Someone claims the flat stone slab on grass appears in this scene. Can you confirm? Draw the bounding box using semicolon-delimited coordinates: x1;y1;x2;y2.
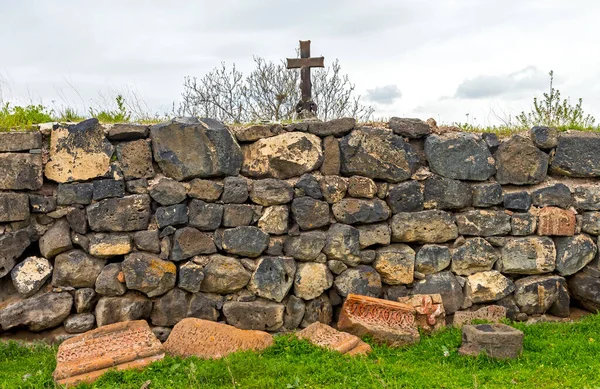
163;318;273;359
458;323;523;359
296;322;371;356
337;294;419;347
53;320;164;387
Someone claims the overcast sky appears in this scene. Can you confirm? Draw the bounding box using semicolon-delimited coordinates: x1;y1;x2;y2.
1;0;599;125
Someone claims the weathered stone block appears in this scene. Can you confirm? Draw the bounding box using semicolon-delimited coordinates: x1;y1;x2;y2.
53;249;106;288
87;194;151;232
222;226;269;257
291;197;330;230
222;299;285;331
294;262;333;300
0;292;72;332
0;192;30;222
234;123;284;142
537;206;576;236
374;244;415;285
122;252;176;297
0;131;41;151
451;237;499;276
155;203;188;229
308;118;355;137
0;153;43;190
389;117;431;138
39;218;72;259
530;126;558;149
453;305;507;328
386;180;423;213
171;227;217;261
188;199;223;231
494;135;548;185
503;191;531;212
89;233;132;257
554;234;597;276
514;275;569;317
550;132;600;177
95;293;152;326
455;210;511;236
95;263;127;296
187;178;223;201
391;210;458;243
10;256;52;297
247;256;295;302
332;198;391;224
116;140;155;181
149;177;187;205
284;231;326;261
471;182;503;207
321;135;341;176
107;123;149;140
357;223;391;249
250;179;293;205
320;175;347;204
297;322;371;355
415;245;451;275
465;270;514;305
200;254;251;294
412;271;464;314
334;265;382;297
511;213;537;236
459;324;523;359
347;176;377;199
500;236;556;274
531;183;573;208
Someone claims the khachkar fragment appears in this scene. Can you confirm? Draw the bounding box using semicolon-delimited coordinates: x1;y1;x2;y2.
458;323;524;360
53;320;164;387
163;318;273;359
452;305;507;328
337;294;420;347
397;294;445;334
296;322;371;356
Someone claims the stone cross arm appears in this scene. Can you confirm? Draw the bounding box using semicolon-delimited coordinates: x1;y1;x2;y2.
286;57;324;69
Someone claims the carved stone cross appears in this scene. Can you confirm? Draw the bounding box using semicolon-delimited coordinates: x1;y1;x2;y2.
286;40;324;115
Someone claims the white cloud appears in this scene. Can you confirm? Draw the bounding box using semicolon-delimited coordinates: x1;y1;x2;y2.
454;67;548;99
365;85;402;104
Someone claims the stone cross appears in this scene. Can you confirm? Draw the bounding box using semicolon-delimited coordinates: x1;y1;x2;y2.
286;40;324;116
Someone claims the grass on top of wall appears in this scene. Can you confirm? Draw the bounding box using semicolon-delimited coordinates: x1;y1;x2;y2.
2;313;600;389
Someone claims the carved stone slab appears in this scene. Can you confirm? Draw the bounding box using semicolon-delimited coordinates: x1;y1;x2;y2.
296;322;371;356
397;294;445;334
458;323;523;359
337;294;419;347
537;207;576;236
53;320;164;387
163;318;273;359
452;305;507;328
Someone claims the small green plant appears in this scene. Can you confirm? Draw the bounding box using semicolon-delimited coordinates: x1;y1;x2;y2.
517;70;596;130
0;102;54;130
89;94;131;123
56;107;86;122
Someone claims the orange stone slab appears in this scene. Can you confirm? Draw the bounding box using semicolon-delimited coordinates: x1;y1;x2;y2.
536;207;575;236
163;318;273;359
452;305;507;328
397;294;445;334
337;294;420;347
53;320;164;387
296;322;371;355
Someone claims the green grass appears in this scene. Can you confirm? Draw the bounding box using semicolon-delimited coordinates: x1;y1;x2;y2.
2;314;600;389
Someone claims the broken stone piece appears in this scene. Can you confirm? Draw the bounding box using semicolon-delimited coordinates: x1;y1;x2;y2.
296;322;371;355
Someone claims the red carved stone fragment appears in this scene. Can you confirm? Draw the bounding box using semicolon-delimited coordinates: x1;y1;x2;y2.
337;294;420;347
163;318;273;359
536;207;575;236
53;320;164;387
296;322;371;356
397;294;445;334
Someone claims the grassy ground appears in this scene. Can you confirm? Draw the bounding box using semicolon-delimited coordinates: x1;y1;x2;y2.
2;314;600;389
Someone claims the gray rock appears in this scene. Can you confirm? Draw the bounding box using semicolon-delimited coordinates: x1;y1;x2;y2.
187;179;223;202
155;204;188;229
221;176;248;203
294;262;333;300
321;135;341;176
0;292;72;332
301;294;333;327
332;198;390;225
200;255;251;294
451;238;499;276
117;140;155;180
514;275;569;317
188;200;223;230
188;292;222;321
150;288;189;326
178;261;205;293
150;117;242;180
133;229;160;253
39;218;72;259
250;179;294;205
530;126;558;149
494;135;548;185
283;295;306;330
126;178;149;194
415;245;451;275
320;175;347;204
555;234;597;276
222;204;258;227
66;208;88;234
88;233;132;257
266;236;286;256
412;271;464;314
29;194;57;213
107;123;149;140
0;153;42;190
248;256;296;302
550;132;600;177
503;191;531;212
347;176;377;199
87;194;151;232
152;326;172;342
389;117;431;138
582;212;600;235
95;292;152;327
374;244;415;284
294;174;323;199
357;223;391;249
423;176;473;210
391;210;458;243
500;236;556;275
223;299;285;331
455;210;511;236
323;223;361;266
171;227;217;261
308;118;355;137
122;252;176;297
0;131;41;152
340;127;418;183
333;265;382;297
511;213;537;236
92;179;125;201
0;230;31;278
95;263;127;296
74;288;96;313
64;313;96;334
472;182;503;207
386;180;424;213
573;185;600;211
459;323;523;360
291;197;330;230
234;123;284;142
465;271;515;304
149;177;187;205
425;133;495;181
0;192;30;222
568;271;600;312
258;205;288;235
10;256;53;297
57;183;93;205
327;260;348;275
222;226;269;257
531;184;572;208
53;249;106;288
284;231;327;261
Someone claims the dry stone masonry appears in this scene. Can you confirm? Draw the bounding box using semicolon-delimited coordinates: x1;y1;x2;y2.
2;117;600;336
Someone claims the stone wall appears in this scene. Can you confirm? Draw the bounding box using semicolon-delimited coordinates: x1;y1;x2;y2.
1;117;600;336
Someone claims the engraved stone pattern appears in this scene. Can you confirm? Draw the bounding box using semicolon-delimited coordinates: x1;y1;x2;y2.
296;322;371;355
452;305;507;328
